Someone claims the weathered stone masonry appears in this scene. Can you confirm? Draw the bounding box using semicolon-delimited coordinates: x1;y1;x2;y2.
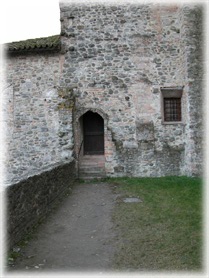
4;37;77;248
4;47;75;185
59;3;204;177
3;3;204;186
3;3;204;248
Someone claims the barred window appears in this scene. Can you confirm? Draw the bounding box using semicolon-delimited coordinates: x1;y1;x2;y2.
164;98;181;122
161;87;183;123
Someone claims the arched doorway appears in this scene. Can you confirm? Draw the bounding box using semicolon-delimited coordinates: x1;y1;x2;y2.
83;111;104;155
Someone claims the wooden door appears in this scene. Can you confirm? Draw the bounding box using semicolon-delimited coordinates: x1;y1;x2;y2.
83;111;104;155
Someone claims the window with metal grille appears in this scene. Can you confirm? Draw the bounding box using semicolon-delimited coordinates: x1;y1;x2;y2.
164;98;181;122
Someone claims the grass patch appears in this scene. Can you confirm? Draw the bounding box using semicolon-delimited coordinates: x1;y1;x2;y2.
110;176;203;272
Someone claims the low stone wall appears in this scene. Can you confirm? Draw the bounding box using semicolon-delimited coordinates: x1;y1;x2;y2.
6;160;76;250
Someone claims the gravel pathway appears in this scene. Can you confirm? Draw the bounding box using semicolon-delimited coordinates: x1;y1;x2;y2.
8;182;118;273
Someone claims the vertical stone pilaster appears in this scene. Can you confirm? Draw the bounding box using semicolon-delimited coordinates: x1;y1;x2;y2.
180;5;204;176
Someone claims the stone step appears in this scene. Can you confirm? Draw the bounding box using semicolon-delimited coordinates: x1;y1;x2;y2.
78;155;106;180
80;154;105;158
79;164;105;169
79;162;105;167
79;167;105;173
79;172;106;178
79;164;105;167
79;163;105;167
79;156;105;162
79;176;106;181
79;169;105;175
79;169;105;174
80;157;105;161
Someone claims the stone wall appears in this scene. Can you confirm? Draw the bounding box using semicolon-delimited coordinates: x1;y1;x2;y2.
179;5;204;176
3;3;203;181
4;51;75;185
59;3;203;177
7;160;76;250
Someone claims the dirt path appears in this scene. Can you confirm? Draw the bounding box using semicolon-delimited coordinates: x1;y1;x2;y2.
9;182;119;273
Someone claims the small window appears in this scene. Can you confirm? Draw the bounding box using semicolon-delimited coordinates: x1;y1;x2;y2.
161;87;183;123
164;98;181;122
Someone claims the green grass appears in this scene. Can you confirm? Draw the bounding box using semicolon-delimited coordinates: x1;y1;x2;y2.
110;176;203;272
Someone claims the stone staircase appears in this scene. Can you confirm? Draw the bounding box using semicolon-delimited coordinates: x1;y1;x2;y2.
78;155;106;180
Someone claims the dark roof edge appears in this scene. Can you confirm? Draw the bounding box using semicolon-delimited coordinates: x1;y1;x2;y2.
5;35;61;54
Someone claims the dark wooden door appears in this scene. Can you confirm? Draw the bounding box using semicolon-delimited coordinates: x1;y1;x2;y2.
83;111;104;155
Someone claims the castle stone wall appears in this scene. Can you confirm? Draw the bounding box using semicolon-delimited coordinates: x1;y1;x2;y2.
59;3;203;177
4;52;75;185
179;5;204;176
4;3;204;184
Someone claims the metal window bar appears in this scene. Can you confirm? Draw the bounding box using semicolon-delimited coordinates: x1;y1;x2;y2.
164;98;181;122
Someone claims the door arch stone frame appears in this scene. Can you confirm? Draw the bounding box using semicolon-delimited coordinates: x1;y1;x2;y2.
74;107;109;160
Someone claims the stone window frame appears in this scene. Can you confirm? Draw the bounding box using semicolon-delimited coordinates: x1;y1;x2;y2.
161;87;184;124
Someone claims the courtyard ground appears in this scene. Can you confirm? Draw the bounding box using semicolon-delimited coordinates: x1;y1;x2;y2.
7;177;203;274
110;176;203;271
7;182;118;273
